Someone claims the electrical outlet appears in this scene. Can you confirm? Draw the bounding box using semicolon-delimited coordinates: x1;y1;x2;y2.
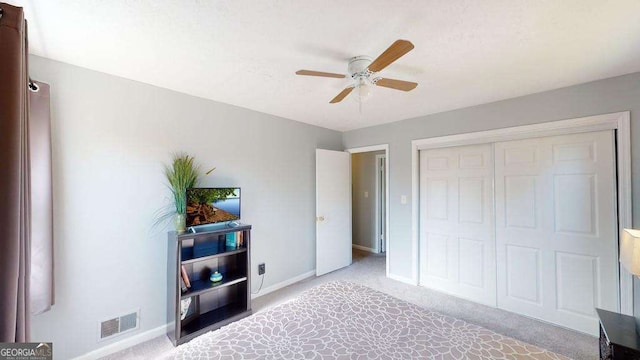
258;263;266;275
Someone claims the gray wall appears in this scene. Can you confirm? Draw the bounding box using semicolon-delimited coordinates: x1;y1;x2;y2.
343;72;640;283
28;56;342;359
351;151;384;251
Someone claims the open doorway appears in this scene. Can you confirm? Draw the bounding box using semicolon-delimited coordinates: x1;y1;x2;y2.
348;145;389;275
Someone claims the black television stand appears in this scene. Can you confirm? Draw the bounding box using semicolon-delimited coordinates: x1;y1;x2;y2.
167;224;252;345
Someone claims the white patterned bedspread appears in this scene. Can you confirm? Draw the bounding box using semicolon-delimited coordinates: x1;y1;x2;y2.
169;281;570;360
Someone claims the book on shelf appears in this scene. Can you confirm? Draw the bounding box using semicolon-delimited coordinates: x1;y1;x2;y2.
226;232;237;248
237;231;243;247
181;265;191;288
180;276;188;293
180;297;195;322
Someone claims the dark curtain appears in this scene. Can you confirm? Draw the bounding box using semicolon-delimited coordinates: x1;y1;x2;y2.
0;3;30;342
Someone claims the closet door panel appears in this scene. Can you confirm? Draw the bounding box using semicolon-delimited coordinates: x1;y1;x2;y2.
495;131;618;335
419;144;496;306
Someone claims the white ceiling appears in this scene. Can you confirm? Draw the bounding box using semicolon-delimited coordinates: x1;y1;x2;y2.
13;0;640;131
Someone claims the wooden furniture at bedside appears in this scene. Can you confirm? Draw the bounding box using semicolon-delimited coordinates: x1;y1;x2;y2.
597;308;640;360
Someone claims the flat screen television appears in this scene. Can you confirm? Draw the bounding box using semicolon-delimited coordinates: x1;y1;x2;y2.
185;187;240;227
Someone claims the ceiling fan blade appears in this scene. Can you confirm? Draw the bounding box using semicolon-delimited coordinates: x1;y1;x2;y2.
375;78;418;91
296;70;346;78
330;87;354;103
367;40;414;73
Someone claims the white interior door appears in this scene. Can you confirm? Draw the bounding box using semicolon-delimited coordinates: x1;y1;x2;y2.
495;131;618;335
419;144;496;306
316;149;352;276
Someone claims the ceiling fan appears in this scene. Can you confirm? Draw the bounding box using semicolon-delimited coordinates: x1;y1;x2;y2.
296;40;418;104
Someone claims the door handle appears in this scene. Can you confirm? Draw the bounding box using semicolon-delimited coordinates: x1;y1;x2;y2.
316;216;325;222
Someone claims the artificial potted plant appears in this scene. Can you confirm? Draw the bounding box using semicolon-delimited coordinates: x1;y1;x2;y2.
163;153;199;233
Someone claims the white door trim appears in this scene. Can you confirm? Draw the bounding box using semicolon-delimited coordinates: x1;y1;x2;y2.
347;144;390;278
411;111;633;315
375;154;386;254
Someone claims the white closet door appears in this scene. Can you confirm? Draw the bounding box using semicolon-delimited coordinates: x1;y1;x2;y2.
495;131;618;335
419;144;496;306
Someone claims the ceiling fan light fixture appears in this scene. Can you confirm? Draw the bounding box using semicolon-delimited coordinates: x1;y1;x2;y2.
355;79;372;103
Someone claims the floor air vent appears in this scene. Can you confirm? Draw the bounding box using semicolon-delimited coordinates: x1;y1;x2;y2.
99;310;139;341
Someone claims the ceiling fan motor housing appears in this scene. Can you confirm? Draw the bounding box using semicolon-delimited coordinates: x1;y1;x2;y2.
348;56;373;81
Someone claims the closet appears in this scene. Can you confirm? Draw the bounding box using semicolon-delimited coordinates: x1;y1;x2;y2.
419;130;619;335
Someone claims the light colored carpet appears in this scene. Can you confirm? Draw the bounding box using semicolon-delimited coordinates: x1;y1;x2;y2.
167;281;570;359
100;250;597;360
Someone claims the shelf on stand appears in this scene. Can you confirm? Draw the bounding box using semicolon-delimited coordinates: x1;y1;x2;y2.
181;273;247;299
181;247;246;264
181;302;249;338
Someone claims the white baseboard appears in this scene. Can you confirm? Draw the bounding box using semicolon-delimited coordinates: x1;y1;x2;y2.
72;324;168;360
388;273;418;286
251;270;316;299
352;244;377;253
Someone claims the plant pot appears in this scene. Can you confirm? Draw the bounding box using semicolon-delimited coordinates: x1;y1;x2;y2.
174;213;186;234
